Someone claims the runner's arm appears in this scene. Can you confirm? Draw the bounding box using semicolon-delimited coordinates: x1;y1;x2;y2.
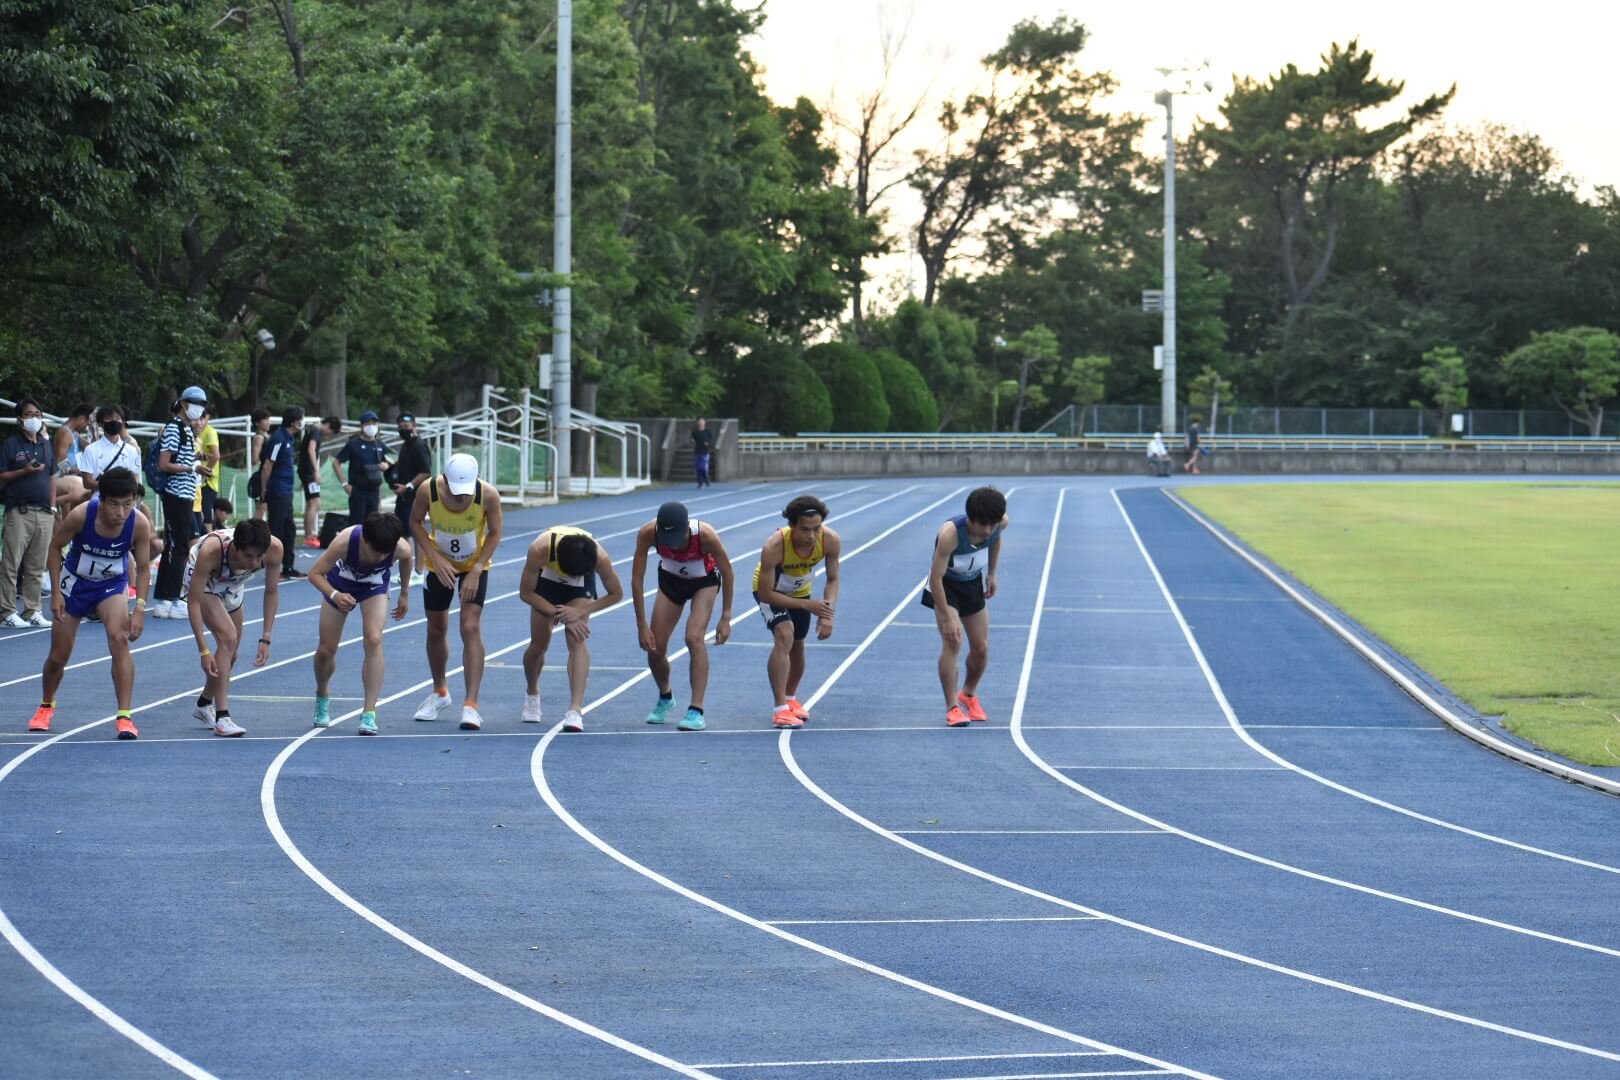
307;529;349;601
701;524;735;617
261;538;282;638
468;482;503;571
592;546;626;614
820;529;841;611
187;539;218;650
130;513;153;612
929;524;956;622
630;524;654;628
46;504;86;585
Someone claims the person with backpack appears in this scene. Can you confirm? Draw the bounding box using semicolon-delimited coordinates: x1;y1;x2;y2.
149;386;210;619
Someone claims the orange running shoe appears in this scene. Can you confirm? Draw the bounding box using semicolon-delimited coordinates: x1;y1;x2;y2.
28;705;53;733
945;705;970;728
772;706;803;729
957;691;988;722
786;697;810;721
115;716;139;740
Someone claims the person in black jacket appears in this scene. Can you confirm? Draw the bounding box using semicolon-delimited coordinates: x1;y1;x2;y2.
390;412;434;584
334;410;392;526
691;418;714;488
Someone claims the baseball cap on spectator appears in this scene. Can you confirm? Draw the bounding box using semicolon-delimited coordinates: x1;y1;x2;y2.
181;386;208;404
359;410;379;423
445;453;479;496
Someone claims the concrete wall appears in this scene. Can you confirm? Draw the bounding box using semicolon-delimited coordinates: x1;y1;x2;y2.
734;448;1620;479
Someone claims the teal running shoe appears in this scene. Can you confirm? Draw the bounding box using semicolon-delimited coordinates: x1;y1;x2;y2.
677;708;705;732
646;695;677;725
358;711;379;736
312;697;332;728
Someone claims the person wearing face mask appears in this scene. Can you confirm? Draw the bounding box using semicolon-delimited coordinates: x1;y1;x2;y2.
390;412;433;586
81;405;143;486
0;398;57;627
334;410;392;528
258;405;306;581
149;386;210;619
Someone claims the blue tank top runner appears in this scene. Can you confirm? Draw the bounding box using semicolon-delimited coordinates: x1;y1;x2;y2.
65;498;136;586
943;513;1001;582
329;526;395;595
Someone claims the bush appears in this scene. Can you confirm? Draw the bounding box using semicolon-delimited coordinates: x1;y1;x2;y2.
806;342;890;432
728;344;832;434
870;348;939;431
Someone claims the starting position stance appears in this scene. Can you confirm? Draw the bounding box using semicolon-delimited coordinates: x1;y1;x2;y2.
519;526;624;733
309;513;412;734
753;495;840;728
29;467;152;738
409;453;503;731
186;518;282;737
631;501;735;732
925;486;1007;727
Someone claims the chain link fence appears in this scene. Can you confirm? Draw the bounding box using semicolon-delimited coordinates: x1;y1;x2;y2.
1038;404;1620;439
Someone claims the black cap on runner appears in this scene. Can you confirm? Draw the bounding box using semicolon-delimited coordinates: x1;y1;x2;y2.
655;502;690;549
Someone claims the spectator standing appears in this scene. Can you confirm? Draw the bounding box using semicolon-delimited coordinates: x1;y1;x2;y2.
0;398;57;627
691;417;714;488
390;412;434;585
1146;430;1171;477
300;416;340;547
80;405;143;486
1183;418;1202;475
248;409;271;519
52;403;93;510
151;386;209;618
259;406;305;580
335;410;391;527
193;407;221;533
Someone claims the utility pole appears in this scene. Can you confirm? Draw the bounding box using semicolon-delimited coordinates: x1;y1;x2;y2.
551;0;573;484
1153;62;1211;436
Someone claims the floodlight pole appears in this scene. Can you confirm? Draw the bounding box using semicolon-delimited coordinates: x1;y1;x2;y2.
551;0;573;484
1155;88;1178;437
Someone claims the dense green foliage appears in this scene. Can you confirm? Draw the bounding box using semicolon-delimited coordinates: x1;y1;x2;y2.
4;6;1618;431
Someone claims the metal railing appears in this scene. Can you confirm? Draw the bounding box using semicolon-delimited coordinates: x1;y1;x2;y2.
740;432;1620;455
1038;403;1620;439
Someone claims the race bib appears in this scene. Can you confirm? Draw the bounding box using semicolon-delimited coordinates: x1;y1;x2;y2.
660;554;698;577
435;529;477;562
949;548;989;578
307;482;320;495
776;570;812;595
75;551;123;582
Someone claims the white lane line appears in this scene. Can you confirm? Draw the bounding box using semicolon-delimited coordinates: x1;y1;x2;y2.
924;1072;1172;1080
767;917;1104;925
1245;725;1447;731
696;1051;1115;1068
779;490;1620;1064
0;483;818;693
894;835;1172;841
888;621;1034;630
1044;607;1171;615
1159;488;1620;853
1053;766;1284;771
252;484;947;1075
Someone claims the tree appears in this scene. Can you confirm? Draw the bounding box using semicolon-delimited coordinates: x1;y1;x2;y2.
872;299;981;429
725;344;832;434
806;343;890;432
1194;41;1452;393
910;16;1114;305
1062;354;1111;430
1188;369;1236;435
870;348;938;431
1008;324;1059;431
1412;346;1469;429
1501;328;1620;436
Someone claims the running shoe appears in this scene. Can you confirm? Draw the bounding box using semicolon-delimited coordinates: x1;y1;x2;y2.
193;702;216;727
459;705;483;731
945;705;970;728
39;572;52;595
413;690;451;721
772;706;803;729
520;694;543;724
786;697;810;722
957;691;988;723
280;569;308;581
312;697;332;728
213;717;246;738
115;716;139;739
304;536;322;548
561;709;584;733
358;711;379;736
2;613;29;628
27;705;53;733
26;611;49;627
646;695;677;725
677;708;706;732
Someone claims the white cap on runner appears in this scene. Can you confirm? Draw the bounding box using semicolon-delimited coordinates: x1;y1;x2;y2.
445;453;479;496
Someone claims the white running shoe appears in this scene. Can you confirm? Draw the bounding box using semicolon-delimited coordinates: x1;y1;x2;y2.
413;690;451;721
27;611;50;627
459;705;483;731
193;702;216;727
148;600;172;619
520;694;543;724
1;613;28;629
162;602;188;620
561;709;584;733
213;717;246;738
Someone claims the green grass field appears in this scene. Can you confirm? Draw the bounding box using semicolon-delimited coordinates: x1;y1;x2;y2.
1180;482;1620;767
